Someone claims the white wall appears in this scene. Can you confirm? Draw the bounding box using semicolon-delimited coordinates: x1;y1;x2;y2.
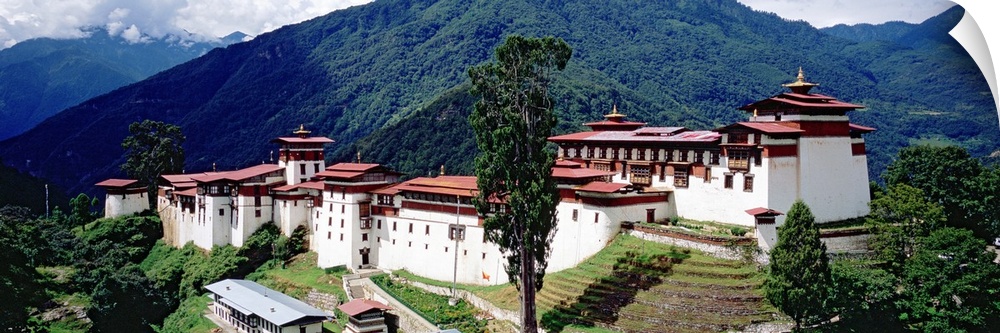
104;191;148;218
797;137;869;223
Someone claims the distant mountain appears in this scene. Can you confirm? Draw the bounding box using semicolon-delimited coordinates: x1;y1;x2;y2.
0;28;242;140
0;0;994;198
821;21;916;43
0;161;69;215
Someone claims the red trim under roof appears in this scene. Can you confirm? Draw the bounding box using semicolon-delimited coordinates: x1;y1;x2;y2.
337;299;391;317
575;181;628;193
95;179;139;188
745;207;784;216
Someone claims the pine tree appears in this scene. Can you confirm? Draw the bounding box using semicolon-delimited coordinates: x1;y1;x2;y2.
468;35;571;332
764;200;832;329
121;120;186;210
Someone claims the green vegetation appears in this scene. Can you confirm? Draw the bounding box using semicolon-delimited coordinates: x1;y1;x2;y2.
371;274;488;332
469;34;572;332
154;295;216;333
2;1;993;201
764;201;832;329
0;162;70;215
394;234;774;332
121;120;186;209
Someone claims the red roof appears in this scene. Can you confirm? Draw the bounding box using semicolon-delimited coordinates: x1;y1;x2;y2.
314;170;364;179
739;93;863;112
633;127;687;135
719;122;804;134
273;181;325;192
95;179;139;188
549;130;720;143
377;176;479;198
575;181;628;193
175;188;198;197
745;207;784;216
270;137;334;144
326;163;380;172
337;299;391;317
552;167;616;179
191;164;283;183
849;123;876;133
555;159;582;168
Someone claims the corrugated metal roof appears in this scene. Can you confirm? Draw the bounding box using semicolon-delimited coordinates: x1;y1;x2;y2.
575;181;628;193
191;164;283;183
270;137;335;144
205;279;330;326
326;163;380;172
549;130;720;143
337;299;391;317
95;179;138;188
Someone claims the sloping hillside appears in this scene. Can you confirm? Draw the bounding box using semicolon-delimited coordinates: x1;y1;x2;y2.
0;0;994;197
0;28;242;140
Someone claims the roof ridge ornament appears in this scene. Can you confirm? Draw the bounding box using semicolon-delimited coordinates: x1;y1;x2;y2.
293;124;311;138
782;67;819;94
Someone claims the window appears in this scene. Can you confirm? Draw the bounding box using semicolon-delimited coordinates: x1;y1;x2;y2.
340;234;344;241
377;220;382;229
587;147;594;158
255;209;261;217
673;167;689;188
328;217;332;226
594;212;599;224
392;239;396;245
624;148;632;160
729;132;749;144
408;241;412;247
753;150;762;166
637;148;645;161
219;208;224;216
424;244;428;250
341;205;345;214
393;222;397;231
445;247;448;252
362;233;368;241
329;203;333;212
340;219;344;228
651;149;659;161
724;174;734;189
572;209;578;221
377;237;380;243
599;147;607;159
314;163;320;173
704;167;712;183
630;165;651;186
327;232;331;239
679;151;689;162
744;174;754;192
408;223;413;233
594;162;611;173
425;225;430;235
728;149;750;170
483;253;487;259
300;164;306;174
710;151;720;165
694;151;704;164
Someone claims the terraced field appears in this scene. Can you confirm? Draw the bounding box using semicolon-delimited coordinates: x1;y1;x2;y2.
407;234;782;332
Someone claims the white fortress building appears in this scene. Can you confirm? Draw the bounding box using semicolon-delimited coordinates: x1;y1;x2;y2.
99;71;872;284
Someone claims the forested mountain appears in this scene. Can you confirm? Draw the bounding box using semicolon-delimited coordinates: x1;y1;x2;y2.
0;28;245;140
820;21;916;43
0;0;995;198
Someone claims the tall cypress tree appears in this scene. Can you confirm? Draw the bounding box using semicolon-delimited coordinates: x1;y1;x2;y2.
468;35;571;332
764;200;832;329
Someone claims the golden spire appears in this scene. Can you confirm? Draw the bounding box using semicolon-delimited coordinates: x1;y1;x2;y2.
293;124;311;138
782;67;818;94
604;104;626;122
356;151;362;163
439;165;446;176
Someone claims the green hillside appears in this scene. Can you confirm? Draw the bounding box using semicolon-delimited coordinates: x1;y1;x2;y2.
0;0;995;197
0;28;242;140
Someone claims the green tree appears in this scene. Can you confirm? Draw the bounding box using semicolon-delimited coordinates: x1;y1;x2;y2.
764;200;832;329
866;184;947;273
468;35;572;332
121;120;185;210
898;227;1000;332
827;261;901;331
883;145;985;236
69;192;99;229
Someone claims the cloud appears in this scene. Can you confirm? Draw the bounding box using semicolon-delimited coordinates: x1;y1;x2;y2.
0;0;373;48
737;0;955;28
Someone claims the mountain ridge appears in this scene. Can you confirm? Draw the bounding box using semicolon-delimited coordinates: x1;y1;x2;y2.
0;0;995;197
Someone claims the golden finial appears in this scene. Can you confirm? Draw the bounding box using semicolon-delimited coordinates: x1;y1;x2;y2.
212;162;217;172
293;124;311;138
439;165;445;176
604;104;626;121
356;151;361;163
782;67;818;94
612;104;619;115
753;109;758;117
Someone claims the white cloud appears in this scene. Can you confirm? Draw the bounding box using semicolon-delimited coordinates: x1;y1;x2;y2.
0;0;374;49
737;0;956;28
